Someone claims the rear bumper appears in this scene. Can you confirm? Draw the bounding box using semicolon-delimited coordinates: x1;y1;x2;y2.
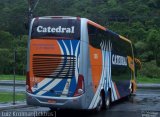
26;92;85;109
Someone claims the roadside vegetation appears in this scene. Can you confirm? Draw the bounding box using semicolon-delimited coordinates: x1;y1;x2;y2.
137;76;160;84
0;75;25;81
0;92;25;103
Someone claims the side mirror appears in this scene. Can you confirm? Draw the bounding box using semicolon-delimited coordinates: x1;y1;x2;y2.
134;58;142;70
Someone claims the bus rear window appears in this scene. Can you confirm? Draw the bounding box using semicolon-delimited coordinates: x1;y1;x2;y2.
31;18;80;39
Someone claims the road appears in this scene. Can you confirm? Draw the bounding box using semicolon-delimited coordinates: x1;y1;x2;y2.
0;88;160;117
0;80;25;92
0;85;25;92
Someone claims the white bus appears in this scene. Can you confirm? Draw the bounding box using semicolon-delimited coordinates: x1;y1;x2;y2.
26;16;137;110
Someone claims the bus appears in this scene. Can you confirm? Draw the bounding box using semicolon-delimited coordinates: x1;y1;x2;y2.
26;16;137;110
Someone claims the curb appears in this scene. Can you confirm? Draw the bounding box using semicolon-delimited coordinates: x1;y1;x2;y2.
0;104;31;111
137;83;160;89
0;80;25;86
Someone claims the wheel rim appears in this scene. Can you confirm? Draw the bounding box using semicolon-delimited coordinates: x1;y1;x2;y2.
106;97;110;107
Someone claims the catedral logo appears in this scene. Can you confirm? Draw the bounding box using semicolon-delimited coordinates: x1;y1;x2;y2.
112;54;127;66
37;26;75;34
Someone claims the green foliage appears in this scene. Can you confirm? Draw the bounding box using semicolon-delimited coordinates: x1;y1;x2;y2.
0;48;13;74
0;31;13;49
147;29;160;66
0;31;27;74
13;35;27;74
139;61;160;78
137;76;160;84
134;41;152;61
0;0;28;35
0;75;25;80
0;92;25;102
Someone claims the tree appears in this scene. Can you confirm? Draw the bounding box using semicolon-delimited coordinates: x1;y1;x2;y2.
0;31;14;49
147;29;160;66
0;48;13;74
13;35;28;75
134;41;153;61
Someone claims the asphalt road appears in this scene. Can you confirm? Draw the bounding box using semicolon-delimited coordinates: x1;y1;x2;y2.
0;80;25;92
0;88;160;117
0;85;25;92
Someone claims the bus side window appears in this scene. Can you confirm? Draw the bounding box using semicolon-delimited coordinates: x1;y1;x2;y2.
88;24;99;48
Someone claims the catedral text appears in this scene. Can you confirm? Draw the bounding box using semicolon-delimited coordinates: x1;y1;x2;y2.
36;26;75;34
112;54;127;66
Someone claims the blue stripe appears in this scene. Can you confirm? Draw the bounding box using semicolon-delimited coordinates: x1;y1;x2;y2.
58;40;67;55
42;79;67;97
69;77;77;96
33;79;54;94
71;40;79;54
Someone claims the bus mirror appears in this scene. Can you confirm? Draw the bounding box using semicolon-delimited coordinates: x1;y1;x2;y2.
134;58;142;70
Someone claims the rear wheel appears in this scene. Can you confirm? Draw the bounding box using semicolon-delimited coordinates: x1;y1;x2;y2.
96;96;103;111
131;83;134;93
96;92;105;111
105;91;111;109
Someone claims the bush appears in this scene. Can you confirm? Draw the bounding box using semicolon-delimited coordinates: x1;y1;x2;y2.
139;60;160;78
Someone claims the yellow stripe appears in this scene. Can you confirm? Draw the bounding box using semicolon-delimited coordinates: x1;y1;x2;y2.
88;20;106;31
119;35;131;43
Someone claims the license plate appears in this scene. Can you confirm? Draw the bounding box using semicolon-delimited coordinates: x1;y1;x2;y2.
48;99;56;104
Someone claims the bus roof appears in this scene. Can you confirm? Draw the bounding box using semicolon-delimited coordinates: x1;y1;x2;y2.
119;35;132;44
87;20;106;31
87;19;131;44
36;16;79;20
33;16;132;44
106;29;132;44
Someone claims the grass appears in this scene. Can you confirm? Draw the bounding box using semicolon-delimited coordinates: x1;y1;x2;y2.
137;76;160;84
0;75;25;81
0;92;25;102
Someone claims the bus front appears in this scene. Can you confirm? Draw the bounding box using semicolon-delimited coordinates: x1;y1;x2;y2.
26;17;84;109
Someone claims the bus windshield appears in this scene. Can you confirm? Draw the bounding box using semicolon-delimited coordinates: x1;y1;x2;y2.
31;18;80;39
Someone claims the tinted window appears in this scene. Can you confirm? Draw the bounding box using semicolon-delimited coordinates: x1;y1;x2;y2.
31;18;80;39
88;23;133;81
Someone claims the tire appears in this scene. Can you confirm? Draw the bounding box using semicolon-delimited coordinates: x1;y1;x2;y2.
96;96;103;112
131;83;134;94
105;91;111;110
96;92;106;112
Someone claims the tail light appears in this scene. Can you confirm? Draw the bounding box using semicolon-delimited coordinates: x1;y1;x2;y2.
26;71;32;93
74;74;85;97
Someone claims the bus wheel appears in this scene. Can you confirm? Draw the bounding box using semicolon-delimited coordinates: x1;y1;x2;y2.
96;96;103;111
105;91;111;110
96;95;104;111
96;91;106;111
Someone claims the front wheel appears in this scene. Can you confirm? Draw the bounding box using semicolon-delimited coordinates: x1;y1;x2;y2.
105;91;111;109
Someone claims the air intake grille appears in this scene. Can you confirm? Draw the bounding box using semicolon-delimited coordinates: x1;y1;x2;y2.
32;54;76;78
